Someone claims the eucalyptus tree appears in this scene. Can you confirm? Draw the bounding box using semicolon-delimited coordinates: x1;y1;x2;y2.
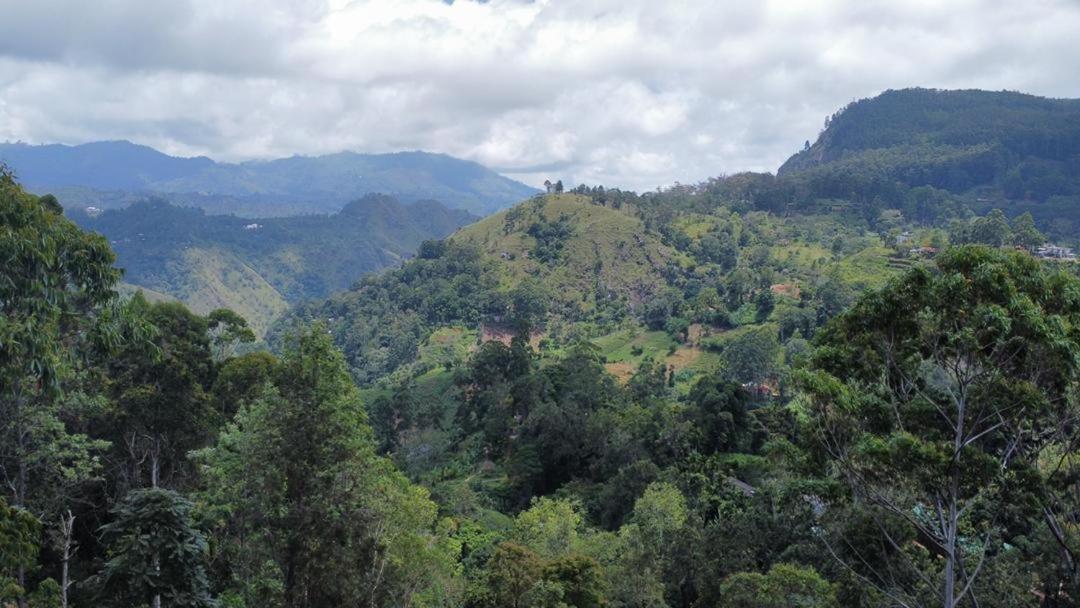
802;246;1080;607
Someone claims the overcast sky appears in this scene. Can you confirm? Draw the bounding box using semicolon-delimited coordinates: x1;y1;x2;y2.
2;0;1079;190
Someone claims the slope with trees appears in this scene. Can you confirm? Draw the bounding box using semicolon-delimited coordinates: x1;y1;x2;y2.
68;195;476;335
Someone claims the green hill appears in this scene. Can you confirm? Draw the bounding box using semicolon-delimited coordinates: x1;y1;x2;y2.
278;194;684;383
277;191;902;387
452;194;683;314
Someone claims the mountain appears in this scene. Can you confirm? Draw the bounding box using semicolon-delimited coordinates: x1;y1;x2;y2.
777;88;1080;225
0;140;538;216
70;194;476;334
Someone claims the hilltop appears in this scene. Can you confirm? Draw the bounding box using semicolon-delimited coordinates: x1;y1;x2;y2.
452;194;683;314
0;140;538;216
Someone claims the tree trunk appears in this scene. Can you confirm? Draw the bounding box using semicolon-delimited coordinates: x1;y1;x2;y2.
152;447;161;608
59;511;75;608
944;476;957;608
15;395;28;608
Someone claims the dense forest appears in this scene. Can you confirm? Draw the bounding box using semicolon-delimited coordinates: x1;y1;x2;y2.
778;88;1080;231
6;88;1080;608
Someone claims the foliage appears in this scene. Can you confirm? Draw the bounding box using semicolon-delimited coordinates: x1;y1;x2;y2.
95;488;216;608
804;245;1080;606
195;325;460;607
716;563;839;608
0;498;41;601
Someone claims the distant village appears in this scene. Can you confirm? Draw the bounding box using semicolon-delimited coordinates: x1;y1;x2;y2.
895;230;1076;261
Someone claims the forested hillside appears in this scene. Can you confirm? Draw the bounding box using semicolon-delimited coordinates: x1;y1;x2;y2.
0;140;538;216
69;194;475;334
7;87;1080;608
777;88;1080;230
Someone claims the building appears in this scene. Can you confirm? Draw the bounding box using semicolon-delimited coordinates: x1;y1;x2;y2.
1035;245;1076;261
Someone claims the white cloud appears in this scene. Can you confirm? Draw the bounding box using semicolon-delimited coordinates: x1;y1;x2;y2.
1;0;1079;191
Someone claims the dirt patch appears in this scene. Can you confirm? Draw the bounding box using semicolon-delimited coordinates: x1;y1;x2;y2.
605;362;637;383
480;323;543;348
770;283;801;299
686;323;709;346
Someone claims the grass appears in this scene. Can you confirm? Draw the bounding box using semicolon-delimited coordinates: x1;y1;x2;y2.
771;244;832;270
591;326;726;390
453;194;679;311
672;214;718;239
136;247;290;337
831;246;898;290
593;329;677;363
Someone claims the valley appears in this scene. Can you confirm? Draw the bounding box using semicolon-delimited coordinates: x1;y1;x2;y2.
6;86;1080;608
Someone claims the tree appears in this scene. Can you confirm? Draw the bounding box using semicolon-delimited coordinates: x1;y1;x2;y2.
609;482;689;607
196;325;458;608
720;326;780;385
509;278;550;333
966;209;1012;247
484;543;543;608
102;297;217;491
209;351;278;421
95;488;215;608
754;289;776;323
717;564;839;608
803;246;1080;608
1011;211;1045;250
511;498;583;560
0;498;40;604
542;554;605;608
687;376;752;454
0;173;120;607
206;309;255;361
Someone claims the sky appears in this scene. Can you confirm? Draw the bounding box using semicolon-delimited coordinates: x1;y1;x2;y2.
2;0;1080;191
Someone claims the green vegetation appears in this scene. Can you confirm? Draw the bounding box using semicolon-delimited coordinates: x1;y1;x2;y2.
9;87;1080;608
71;195;475;335
779;88;1080;238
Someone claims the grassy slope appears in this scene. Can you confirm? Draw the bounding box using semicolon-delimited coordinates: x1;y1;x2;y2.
166;247;290;336
453;194;685;312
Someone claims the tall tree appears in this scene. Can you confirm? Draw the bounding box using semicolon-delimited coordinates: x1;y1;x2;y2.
1011;211;1045;250
101;297;218;492
0;497;40;604
196;325;458;608
0;172;120;607
803;246;1080;607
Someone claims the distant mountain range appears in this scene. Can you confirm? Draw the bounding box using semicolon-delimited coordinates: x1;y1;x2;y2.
0;140;538;216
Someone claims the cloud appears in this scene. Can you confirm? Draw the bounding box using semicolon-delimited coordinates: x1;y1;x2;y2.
1;0;1079;191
